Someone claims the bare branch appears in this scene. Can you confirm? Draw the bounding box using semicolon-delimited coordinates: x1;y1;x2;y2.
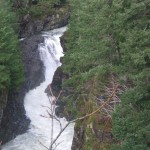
41;105;52;111
49;85;54;97
39;140;49;150
53;116;62;130
48;84;119;149
56;90;62;101
40;115;51;118
49;122;70;149
40;83;119;150
53;141;63;150
70;84;118;123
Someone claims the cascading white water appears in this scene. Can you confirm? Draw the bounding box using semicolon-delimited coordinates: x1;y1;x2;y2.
2;27;74;150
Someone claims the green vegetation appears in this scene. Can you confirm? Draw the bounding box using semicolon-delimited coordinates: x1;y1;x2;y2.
63;0;150;149
11;0;69;18
0;0;24;93
0;0;149;149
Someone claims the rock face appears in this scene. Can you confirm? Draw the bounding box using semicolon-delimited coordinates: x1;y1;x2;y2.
0;90;8;127
21;35;45;90
71;125;85;150
20;11;70;38
45;67;67;118
0;34;45;144
71;115;115;150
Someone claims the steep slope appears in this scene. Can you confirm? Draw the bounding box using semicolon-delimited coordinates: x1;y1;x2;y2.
60;0;150;149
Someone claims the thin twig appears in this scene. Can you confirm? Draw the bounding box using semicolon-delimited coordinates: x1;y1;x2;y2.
53;141;63;150
49;122;70;148
56;90;62;101
39;140;49;150
41;105;52;111
49;84;118;148
70;84;118;123
49;85;54;97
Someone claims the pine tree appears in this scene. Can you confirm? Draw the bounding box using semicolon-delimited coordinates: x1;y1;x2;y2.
63;0;150;149
0;0;24;91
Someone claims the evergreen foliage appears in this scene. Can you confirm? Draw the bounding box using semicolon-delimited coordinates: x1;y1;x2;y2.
0;0;24;91
63;0;150;149
11;0;68;18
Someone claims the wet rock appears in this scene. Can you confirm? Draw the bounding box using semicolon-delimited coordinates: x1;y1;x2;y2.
43;12;70;32
51;68;63;94
44;65;74;120
0;88;30;144
20;11;70;38
0;108;2;125
0;90;8;122
55;104;65;118
45;67;64;117
21;34;45;89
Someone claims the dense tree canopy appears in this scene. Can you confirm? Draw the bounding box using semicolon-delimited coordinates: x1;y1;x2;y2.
0;0;24;92
0;0;149;149
63;0;150;149
10;0;68;18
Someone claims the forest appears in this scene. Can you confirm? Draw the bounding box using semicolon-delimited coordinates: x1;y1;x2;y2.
62;0;150;149
0;0;149;150
0;0;24;105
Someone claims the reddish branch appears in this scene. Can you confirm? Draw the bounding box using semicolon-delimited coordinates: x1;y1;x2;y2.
40;84;119;150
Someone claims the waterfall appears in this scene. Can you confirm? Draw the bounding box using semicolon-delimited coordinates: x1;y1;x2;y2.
2;27;74;150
